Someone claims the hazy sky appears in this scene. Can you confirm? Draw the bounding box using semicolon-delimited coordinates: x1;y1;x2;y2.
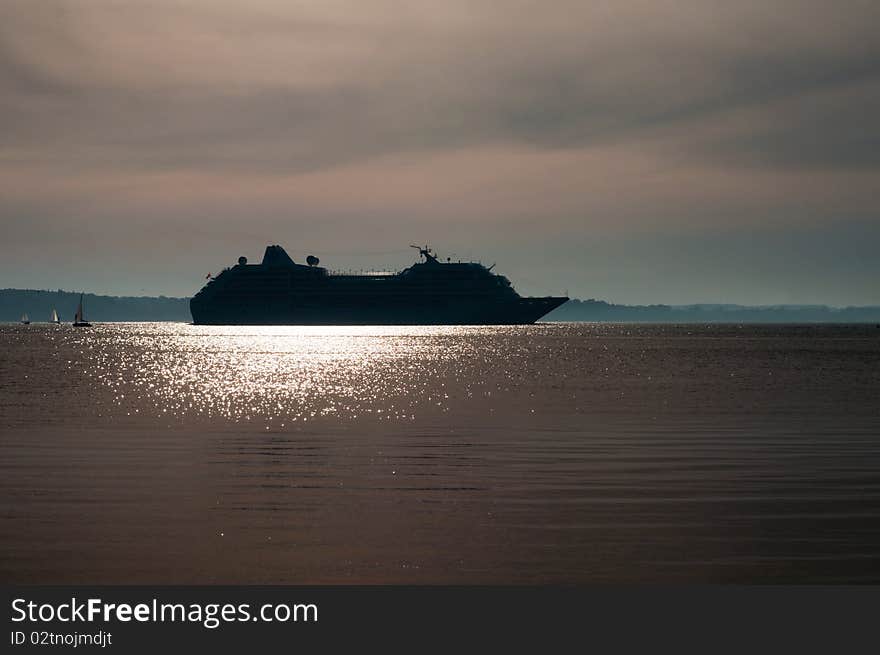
1;0;878;304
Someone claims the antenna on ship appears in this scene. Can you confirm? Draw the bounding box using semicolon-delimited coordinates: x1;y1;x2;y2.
410;244;438;263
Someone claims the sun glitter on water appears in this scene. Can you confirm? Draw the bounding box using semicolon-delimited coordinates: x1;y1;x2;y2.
88;324;515;425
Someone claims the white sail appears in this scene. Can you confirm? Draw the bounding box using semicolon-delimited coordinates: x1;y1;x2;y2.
51;309;59;323
21;313;28;322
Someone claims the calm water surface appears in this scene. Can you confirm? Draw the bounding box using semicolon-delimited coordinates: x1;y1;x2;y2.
1;323;879;583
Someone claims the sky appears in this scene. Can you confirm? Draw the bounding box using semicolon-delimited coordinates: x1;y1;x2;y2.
1;0;878;305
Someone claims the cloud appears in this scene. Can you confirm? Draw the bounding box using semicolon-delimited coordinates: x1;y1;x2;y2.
2;1;878;171
0;1;878;301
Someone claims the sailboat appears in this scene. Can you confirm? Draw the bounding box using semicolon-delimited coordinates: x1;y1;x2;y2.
51;308;61;324
73;294;92;327
20;313;30;325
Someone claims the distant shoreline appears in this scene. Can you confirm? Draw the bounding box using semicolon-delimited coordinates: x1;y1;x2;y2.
546;298;880;324
3;288;880;323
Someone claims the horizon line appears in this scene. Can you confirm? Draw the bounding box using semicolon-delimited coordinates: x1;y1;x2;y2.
3;287;879;311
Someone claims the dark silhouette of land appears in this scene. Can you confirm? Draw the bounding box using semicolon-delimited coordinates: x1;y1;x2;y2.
2;288;879;323
546;298;880;323
1;289;189;322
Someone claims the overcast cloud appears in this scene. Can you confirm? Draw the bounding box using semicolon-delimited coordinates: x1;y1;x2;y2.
1;0;878;303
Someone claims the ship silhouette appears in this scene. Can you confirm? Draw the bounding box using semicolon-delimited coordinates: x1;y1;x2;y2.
190;245;568;325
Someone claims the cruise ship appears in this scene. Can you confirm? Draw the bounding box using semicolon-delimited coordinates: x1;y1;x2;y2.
190;245;568;325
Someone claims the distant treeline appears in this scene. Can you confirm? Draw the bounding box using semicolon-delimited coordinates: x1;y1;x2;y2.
3;289;880;323
545;298;880;323
1;289;190;322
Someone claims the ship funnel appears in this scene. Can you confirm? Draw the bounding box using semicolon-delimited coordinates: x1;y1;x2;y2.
261;245;296;267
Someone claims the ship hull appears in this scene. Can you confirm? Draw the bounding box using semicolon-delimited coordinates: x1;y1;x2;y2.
190;296;567;325
191;244;569;325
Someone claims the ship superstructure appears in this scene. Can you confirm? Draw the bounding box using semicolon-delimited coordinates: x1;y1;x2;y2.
190;245;567;325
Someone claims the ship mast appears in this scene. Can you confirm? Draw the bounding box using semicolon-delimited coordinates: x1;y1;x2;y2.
410;244;439;264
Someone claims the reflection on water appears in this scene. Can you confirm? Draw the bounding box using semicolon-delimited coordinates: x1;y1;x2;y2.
1;323;879;583
99;325;495;423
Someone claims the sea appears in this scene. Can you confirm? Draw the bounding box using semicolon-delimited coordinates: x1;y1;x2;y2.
1;323;879;583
